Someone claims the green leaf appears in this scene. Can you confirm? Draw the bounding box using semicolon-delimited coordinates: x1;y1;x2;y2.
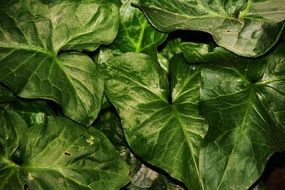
135;0;285;57
0;111;129;190
0;84;16;103
95;108;186;190
158;38;182;73
0;0;120;125
108;0;166;58
9;100;56;126
0;109;28;160
94;108;127;154
181;42;237;64
103;52;207;190
198;43;285;190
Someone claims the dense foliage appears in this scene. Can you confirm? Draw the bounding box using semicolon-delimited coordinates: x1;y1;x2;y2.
0;0;285;189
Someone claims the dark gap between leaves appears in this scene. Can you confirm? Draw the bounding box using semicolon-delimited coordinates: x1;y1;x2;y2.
158;30;214;52
24;184;28;190
249;151;285;190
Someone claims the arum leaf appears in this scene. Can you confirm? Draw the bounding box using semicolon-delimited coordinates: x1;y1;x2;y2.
0;0;119;125
104;52;207;190
135;0;285;57
198;43;285;190
0;110;129;190
109;0;166;58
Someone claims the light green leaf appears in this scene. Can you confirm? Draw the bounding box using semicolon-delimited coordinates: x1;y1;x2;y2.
104;52;207;190
0;0;119;125
0;111;129;190
158;38;182;73
109;0;166;58
198;43;285;190
135;0;285;57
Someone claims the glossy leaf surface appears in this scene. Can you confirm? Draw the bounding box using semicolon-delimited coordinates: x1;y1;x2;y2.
109;0;166;59
104;52;207;190
182;43;285;190
95;108;185;190
136;0;285;57
0;0;119;125
0;109;129;190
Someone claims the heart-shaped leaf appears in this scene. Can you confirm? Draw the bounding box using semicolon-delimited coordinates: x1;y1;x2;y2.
0;0;120;125
103;52;207;190
0;109;129;190
182;43;285;190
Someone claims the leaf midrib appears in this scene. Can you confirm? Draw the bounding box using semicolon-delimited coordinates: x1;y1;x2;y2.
216;88;255;190
171;106;205;190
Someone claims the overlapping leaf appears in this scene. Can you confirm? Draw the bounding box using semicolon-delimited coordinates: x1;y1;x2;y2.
135;0;285;57
0;108;129;190
0;84;16;103
95;108;186;190
158;38;182;73
108;0;166;58
103;52;207;190
0;0;120;125
181;43;285;190
96;0;167;66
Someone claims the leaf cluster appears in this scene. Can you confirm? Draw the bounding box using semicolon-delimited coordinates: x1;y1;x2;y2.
0;0;285;190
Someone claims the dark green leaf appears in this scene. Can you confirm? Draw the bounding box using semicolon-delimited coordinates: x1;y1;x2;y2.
104;52;207;190
94;108;127;154
0;0;119;125
199;43;285;190
135;0;285;57
0;109;28;159
0;84;16;103
9;100;55;126
0;111;129;190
